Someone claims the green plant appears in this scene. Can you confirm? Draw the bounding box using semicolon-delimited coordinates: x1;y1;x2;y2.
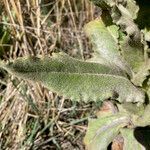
1;0;150;149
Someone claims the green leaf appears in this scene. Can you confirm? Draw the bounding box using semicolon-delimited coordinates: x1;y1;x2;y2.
131;61;150;86
84;114;130;150
121;102;144;116
107;25;119;43
84;19;132;76
120;36;145;73
135;104;150;127
1;54;145;103
111;0;140;36
38;72;145;103
125;0;139;19
120;128;145;150
145;30;150;42
86;2;148;81
4;52;127;77
90;0;140;40
90;0;139;19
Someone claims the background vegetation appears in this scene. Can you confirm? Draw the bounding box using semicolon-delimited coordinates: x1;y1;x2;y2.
0;0;101;149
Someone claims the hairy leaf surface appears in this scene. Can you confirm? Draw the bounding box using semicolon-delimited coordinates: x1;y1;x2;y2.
84;19;131;76
2;55;145;103
84;114;130;150
145;30;150;42
135;104;150;127
131;61;150;86
4;53;127;77
120;37;145;73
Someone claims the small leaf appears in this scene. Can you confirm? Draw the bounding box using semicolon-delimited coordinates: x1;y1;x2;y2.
110;2;141;46
2;54;145;103
120;128;145;150
135;104;150;127
131;61;150;86
120;36;145;73
122;0;139;19
84;19;132;76
84;114;130;150
145;30;150;42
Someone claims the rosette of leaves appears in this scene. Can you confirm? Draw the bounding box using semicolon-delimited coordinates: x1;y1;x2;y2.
0;0;150;149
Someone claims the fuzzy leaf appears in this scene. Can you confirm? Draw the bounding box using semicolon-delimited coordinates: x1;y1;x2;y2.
111;0;140;39
144;30;150;42
1;54;145;103
120;36;145;73
120;128;145;150
107;25;119;43
121;102;144;116
84;114;130;150
135;104;150;127
4;52;127;77
131;61;150;86
84;19;131;76
125;0;139;19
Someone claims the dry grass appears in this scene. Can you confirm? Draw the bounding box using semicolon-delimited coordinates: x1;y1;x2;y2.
0;0;102;149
